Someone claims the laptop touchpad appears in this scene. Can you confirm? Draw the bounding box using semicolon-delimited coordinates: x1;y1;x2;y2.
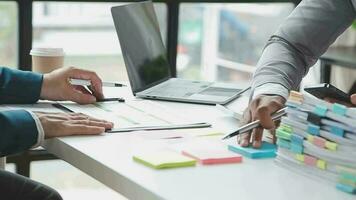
198;87;241;97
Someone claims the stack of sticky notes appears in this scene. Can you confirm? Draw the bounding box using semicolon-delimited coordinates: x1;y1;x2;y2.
133;151;196;169
274;91;356;194
228;142;277;159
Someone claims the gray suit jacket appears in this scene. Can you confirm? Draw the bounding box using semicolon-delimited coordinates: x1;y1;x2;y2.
252;0;356;95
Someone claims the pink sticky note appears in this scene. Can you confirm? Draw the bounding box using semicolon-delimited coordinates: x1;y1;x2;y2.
182;149;243;165
313;136;326;148
304;155;317;166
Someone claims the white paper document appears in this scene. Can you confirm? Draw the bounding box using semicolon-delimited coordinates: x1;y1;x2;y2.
59;100;211;132
216;95;249;120
0;101;64;113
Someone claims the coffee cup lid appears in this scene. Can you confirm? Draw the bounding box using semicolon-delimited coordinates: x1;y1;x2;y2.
30;48;65;57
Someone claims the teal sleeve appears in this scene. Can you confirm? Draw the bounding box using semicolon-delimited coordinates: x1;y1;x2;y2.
0;110;38;156
0;67;43;104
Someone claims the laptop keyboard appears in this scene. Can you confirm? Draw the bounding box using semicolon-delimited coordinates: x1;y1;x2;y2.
146;80;210;97
198;87;241;97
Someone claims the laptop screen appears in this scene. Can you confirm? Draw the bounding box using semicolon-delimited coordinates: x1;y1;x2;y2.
111;2;171;93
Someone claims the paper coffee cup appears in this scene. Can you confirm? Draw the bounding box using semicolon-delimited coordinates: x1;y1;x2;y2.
30;48;65;73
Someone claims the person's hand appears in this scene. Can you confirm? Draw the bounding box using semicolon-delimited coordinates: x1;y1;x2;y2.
324;93;356;107
34;112;113;138
352;94;356;105
40;67;104;104
237;95;286;148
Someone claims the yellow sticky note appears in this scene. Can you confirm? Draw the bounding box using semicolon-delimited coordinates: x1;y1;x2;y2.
133;151;196;169
317;160;327;170
307;135;314;143
325;141;338;151
295;154;304;162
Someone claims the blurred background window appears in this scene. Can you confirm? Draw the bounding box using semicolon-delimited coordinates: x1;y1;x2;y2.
33;2;167;82
177;3;294;82
0;2;17;68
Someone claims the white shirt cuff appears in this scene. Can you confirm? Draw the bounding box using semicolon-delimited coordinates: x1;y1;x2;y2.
252;83;290;100
27;111;45;148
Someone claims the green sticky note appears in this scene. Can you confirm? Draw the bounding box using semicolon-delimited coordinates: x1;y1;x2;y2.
228;142;277;159
133;151;196;169
340;172;356;182
277;138;291;149
279;124;293;133
276;129;292;141
338;178;356;188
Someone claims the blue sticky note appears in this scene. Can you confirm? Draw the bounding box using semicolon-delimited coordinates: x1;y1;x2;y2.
291;134;304;146
336;183;356;194
286;102;300;108
314;105;328;117
307;124;320;136
332;103;347;116
331;126;345;137
290;143;303;154
228;142;277;159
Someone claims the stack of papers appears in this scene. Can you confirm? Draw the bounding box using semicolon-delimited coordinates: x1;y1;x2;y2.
275;91;356;194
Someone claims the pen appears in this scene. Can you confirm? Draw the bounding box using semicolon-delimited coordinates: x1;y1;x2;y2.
221;107;287;140
69;78;127;87
97;97;125;102
52;103;74;113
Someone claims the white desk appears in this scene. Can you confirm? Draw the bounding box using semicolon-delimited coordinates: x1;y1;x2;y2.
42;88;353;200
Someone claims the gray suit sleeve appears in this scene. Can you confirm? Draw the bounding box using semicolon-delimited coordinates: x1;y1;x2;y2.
252;0;356;92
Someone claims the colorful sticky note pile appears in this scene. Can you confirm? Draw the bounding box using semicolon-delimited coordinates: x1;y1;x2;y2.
275;91;356;195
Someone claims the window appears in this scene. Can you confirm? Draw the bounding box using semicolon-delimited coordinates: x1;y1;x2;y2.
0;2;18;68
177;3;294;82
33;2;167;82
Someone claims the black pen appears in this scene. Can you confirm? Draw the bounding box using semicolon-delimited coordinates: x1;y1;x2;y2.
52;103;74;113
97;98;125;102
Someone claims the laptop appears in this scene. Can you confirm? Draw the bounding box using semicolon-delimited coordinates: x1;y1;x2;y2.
111;1;243;105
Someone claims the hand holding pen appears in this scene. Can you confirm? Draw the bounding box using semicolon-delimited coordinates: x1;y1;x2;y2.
41;67;105;104
234;95;286;149
69;78;126;102
69;78;127;88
